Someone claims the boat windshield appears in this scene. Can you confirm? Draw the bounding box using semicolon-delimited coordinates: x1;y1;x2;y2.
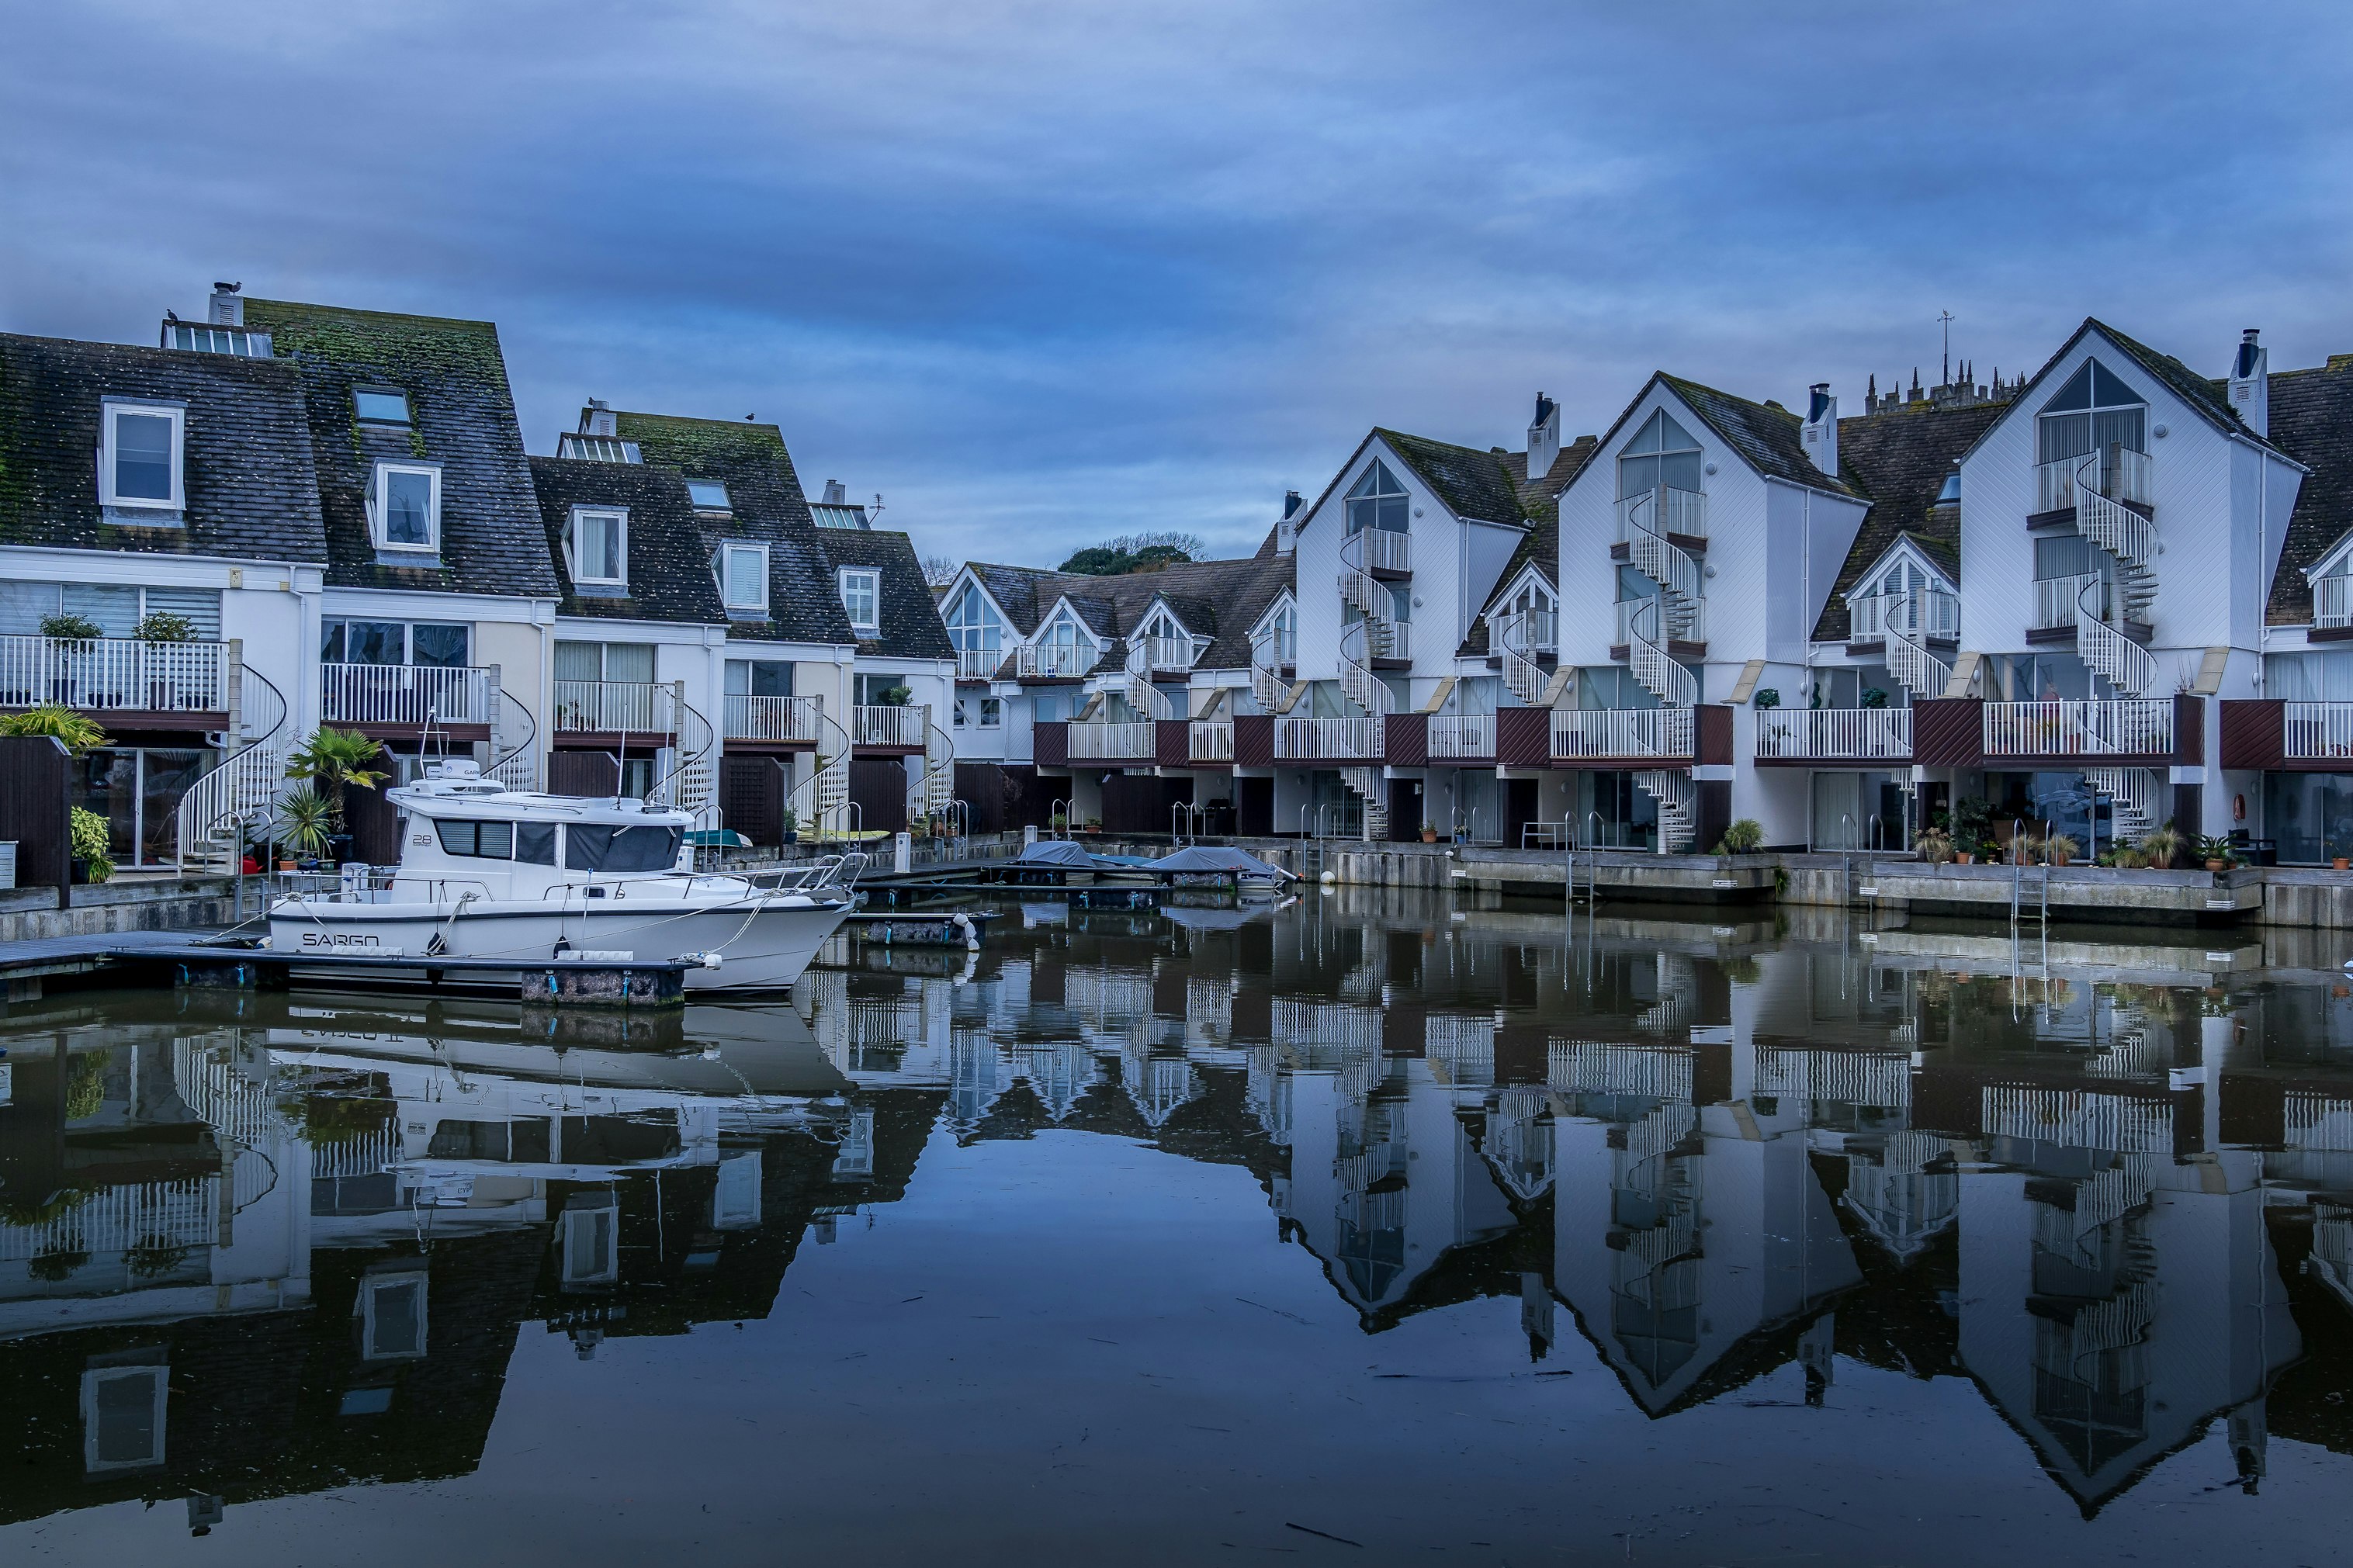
563;824;683;873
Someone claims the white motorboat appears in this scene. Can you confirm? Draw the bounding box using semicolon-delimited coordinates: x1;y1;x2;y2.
266;761;857;991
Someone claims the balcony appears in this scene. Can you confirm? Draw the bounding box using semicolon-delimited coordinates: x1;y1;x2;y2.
1069;721;1156;760
1550;708;1693;760
854;704;928;748
2286;702;2353;760
2032;573;2111;632
0;634;227;715
2317;574;2353;630
1983;698;2174;758
2036;446;2152;514
1848;589;1959;642
1188;720;1235;763
1138;636;1194;673
1356;528;1410;574
1275;716;1383;760
1616;486;1707;542
321;662;492;726
723;692;822;742
1613;597;1706;647
955;646;1003;679
1427;714;1495;760
1014;643;1095;679
555;680;674;734
1755;707;1911;761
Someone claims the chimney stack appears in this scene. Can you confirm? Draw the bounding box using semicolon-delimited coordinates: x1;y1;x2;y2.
1527;391;1561;480
823;479;847;505
1277;489;1303;553
208;282;242;326
580;398;617;437
2229;328;2268;438
1802;383;1838;479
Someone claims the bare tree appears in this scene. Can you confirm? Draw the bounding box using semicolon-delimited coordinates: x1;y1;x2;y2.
920;552;959;588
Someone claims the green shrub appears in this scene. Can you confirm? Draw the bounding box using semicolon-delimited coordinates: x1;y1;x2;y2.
70;807;113;881
133;610;196;642
1714;819;1764;854
2;704;109;756
39;612;104;641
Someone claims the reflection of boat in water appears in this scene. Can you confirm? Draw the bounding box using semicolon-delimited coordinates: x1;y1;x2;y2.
266;761;855;990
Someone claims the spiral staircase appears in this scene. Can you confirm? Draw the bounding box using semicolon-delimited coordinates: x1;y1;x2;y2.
1634;769;1697;853
2067;452;2163;838
1249;628;1293;712
915;707;957;825
788;701;854;838
1883;594;1953;703
1336;529;1403;718
1619;490;1702;708
646;684;718;828
1339;767;1388;840
175;663;290;874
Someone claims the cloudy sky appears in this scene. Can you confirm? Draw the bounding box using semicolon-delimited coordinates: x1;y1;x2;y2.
5;1;2349;568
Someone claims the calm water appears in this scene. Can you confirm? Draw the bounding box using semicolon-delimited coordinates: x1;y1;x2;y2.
2;889;2349;1566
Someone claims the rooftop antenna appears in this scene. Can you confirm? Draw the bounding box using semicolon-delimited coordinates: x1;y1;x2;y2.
1938;310;1956;388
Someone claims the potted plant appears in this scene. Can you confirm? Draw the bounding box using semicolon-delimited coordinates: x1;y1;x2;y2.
0;703;109;755
2195;834;2237;873
1916;827;1956;864
273;786;335;866
2335;853;2350;872
1859;687;1889;710
1752;688;1781;711
133;611;194;642
69;806;114;884
877;684;914;707
2017;832;2046;866
779;807;799;846
284;725;389;862
1420;824;1438;843
1714;819;1764;855
2139;824;2181;870
2046;832;2080;867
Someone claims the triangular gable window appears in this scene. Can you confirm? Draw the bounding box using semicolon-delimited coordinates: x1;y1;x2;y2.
1617;408;1703;499
2037;357;2147;462
1346;460;1409;534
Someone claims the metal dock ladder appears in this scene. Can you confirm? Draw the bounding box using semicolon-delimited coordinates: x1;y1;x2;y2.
2009;860;2050;928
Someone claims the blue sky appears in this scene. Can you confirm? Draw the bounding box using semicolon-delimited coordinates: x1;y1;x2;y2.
5;1;2350;569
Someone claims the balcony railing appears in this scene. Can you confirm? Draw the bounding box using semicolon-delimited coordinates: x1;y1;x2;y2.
1551;707;1693;760
1983;698;2173;756
556;680;675;733
1015;642;1095;678
1275;716;1384;760
2033;572;2110;632
0;635;227;713
2316;574;2353;629
1615;597;1704;645
1138;636;1194;672
1617;486;1707;540
321;661;492;725
854;704;927;747
1189;720;1234;763
2036;445;2153;513
1354;528;1411;573
2285;702;2353;760
1428;714;1496;760
955;646;1003;679
1848;588;1960;641
723;692;823;742
1068;721;1156;760
1755;707;1911;760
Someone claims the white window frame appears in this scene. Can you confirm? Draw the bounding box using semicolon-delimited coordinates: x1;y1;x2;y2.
98;398;186;515
687;479;732;513
358;1271;431;1361
979;695;1003;729
567;505;629;587
562;1201;621;1285
81;1364;168;1473
370;460;444;554
716;542;769;612
352;386;411;425
840;568;880;632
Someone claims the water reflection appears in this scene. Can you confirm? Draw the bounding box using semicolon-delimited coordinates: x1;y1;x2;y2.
1;891;2349;1546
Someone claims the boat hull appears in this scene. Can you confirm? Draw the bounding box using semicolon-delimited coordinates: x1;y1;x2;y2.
266;895;851;991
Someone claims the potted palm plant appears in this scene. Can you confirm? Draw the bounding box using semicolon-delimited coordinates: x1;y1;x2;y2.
2139;824;2181;870
2046;832;2080;867
273;787;334;867
69;806;114;884
284;726;388;864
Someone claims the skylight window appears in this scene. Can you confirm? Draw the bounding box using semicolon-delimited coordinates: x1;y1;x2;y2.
718;542;768;611
352;387;411;424
556;434;643;463
163;324;270;356
99;399;185;517
687;480;731;511
568;507;628;586
370;462;442;552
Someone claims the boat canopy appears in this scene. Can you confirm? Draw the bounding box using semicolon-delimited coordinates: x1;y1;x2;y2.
1149;846;1294;879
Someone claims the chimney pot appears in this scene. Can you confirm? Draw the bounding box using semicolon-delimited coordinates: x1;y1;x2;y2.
207;282;243;327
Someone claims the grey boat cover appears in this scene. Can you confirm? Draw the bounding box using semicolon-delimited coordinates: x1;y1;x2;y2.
1149;846;1294;878
1017;839;1111;869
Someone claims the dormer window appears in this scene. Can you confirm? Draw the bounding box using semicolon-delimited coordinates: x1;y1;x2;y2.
1346;460;1409;535
567;507;628;587
717;542;768;612
370;461;441;552
840;568;879;632
687;480;731;512
352;386;411;424
1935;465;1962;505
99;399;185;518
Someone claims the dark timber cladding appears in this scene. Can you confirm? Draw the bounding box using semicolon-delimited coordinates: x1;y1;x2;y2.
0;736;74;905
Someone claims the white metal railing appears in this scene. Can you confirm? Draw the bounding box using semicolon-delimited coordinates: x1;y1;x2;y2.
554;680;671;732
1849;588;1960;642
0;1177;219;1263
1755;707;1911;760
1250;628;1293;710
1550;707;1694;759
1617;486;1706;539
1189;720;1234;762
2317;575;2353;629
2036;445;2153;513
0;634;227;712
1016;642;1095;678
2285;702;2353;760
2033;573;2106;632
1983;698;2173;756
1276;716;1384;760
1613;590;1707;649
854;704;927;747
723;692;822;742
1139;635;1194;672
1068;721;1156;760
955;646;1002;679
1355;528;1410;573
1428;714;1495;760
321;662;491;725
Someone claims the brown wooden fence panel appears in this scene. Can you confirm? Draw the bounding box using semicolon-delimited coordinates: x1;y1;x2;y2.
548;749;619;797
0;736;72;905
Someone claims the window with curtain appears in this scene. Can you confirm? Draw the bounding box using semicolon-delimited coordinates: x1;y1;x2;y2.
569;509;626;583
375;464;440;549
554;641;653;684
725;659;793;697
1617;409;1703;499
719;543;767;610
2036;358;2147;464
1345;460;1409;535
